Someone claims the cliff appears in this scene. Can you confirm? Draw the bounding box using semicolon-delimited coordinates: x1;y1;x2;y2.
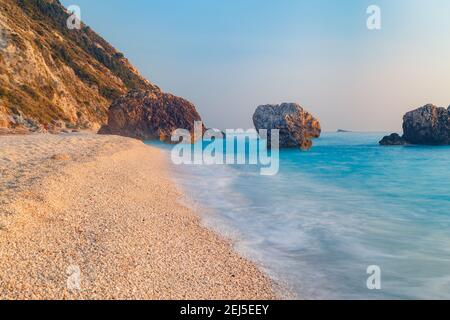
0;0;160;132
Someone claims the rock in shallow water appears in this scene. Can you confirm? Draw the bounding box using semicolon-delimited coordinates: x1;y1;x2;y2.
98;90;203;142
253;103;321;150
380;104;450;146
403;104;450;145
379;133;407;146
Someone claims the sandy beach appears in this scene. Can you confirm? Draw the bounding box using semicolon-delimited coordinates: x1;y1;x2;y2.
0;133;276;300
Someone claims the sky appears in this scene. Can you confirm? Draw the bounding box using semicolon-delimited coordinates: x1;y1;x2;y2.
61;0;450;132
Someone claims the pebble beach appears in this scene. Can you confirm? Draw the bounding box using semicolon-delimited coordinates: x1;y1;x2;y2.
0;133;276;300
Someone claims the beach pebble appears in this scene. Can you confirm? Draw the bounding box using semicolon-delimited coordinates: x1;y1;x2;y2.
51;153;70;161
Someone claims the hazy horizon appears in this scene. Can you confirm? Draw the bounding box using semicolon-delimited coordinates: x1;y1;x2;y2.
61;0;450;132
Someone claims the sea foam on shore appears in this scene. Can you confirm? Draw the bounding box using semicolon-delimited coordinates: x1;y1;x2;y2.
150;132;450;299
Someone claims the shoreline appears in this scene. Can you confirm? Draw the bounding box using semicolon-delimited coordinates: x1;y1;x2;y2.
0;133;277;299
161;158;295;300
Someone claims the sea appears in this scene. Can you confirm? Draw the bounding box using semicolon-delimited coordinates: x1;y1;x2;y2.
146;132;450;299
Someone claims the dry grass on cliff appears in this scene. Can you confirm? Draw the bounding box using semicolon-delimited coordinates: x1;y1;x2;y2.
0;0;159;130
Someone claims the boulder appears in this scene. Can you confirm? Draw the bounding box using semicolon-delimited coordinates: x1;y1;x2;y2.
403;104;450;145
380;104;450;146
379;133;407;146
253;103;321;150
99;90;203;142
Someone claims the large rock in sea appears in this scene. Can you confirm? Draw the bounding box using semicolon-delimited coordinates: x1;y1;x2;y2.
99;90;203;142
403;104;450;145
380;104;450;145
253;103;321;150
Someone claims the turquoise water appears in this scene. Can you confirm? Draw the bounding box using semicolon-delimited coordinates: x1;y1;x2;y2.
146;133;450;299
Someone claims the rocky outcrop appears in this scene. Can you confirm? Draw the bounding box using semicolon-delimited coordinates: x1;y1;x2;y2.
98;90;203;142
379;133;407;146
0;0;159;132
380;104;450;146
403;104;450;145
253;103;321;150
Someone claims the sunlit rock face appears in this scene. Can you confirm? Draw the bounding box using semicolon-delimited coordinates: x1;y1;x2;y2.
99;89;203;143
253;103;321;150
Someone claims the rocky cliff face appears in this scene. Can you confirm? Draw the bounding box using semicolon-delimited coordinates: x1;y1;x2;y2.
99;90;203;142
380;104;450;146
0;0;159;132
253;103;321;150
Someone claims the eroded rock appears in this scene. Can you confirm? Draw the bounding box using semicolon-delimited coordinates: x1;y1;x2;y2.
98;90;203;143
379;133;407;146
253;103;321;150
403;104;450;145
380;104;450;146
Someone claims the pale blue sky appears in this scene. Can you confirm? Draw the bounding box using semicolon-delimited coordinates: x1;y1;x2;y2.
61;0;450;131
